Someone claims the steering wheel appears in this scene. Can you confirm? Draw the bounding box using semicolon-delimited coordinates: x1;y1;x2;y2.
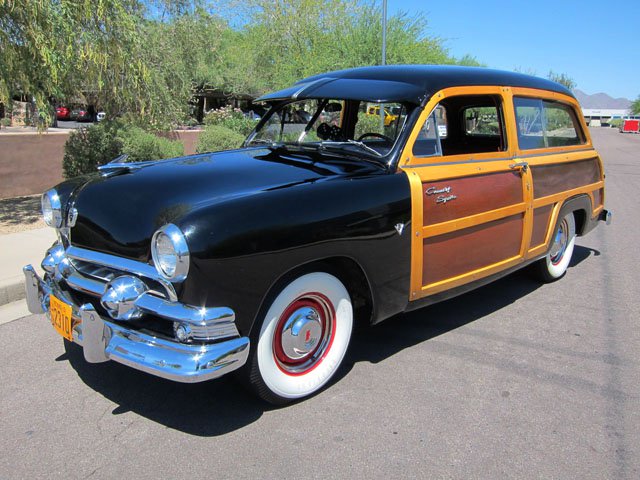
357;132;394;143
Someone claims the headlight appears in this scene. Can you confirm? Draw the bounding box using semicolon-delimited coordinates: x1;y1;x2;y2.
151;224;190;282
41;189;63;228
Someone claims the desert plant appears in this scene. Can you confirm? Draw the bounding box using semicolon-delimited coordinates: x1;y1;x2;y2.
196;125;245;153
63;123;122;178
0;118;10;128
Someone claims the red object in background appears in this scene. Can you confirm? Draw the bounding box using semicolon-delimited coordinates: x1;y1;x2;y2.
621;119;640;133
56;106;70;120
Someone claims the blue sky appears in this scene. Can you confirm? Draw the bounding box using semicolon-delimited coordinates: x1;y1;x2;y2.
390;0;639;99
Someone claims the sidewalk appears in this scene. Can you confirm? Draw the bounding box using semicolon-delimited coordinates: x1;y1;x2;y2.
0;227;56;306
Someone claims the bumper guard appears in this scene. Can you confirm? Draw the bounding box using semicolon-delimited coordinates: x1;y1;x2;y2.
23;264;249;383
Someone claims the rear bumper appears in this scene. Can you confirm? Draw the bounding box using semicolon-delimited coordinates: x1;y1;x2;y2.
599;209;612;225
24;264;249;383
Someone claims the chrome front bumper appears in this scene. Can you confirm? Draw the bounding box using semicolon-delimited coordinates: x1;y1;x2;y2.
24;264;249;383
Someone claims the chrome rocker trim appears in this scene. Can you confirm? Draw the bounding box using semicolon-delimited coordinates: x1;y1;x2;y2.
23;264;250;383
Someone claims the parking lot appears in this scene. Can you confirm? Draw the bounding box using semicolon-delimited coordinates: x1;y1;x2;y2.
0;127;638;479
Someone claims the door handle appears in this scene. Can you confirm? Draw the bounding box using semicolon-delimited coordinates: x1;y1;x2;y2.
509;161;528;173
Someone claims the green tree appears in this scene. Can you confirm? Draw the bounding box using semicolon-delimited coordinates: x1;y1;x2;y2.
0;0;198;127
547;70;577;90
631;96;640;115
0;1;147;122
232;0;481;93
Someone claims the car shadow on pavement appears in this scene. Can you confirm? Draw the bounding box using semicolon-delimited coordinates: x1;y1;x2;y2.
61;245;596;437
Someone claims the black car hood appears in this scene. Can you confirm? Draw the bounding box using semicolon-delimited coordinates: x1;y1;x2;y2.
69;148;377;260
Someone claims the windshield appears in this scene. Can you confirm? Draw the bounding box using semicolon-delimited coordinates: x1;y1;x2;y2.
245;98;409;160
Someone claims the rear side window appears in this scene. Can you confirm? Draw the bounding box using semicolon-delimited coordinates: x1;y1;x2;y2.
514;97;585;150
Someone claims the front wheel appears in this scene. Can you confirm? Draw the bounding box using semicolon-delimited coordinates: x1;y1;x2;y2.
246;272;353;405
534;212;576;282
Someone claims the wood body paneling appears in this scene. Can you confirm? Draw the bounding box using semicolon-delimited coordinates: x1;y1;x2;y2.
531;158;601;199
422;171;523;226
422;214;523;286
530;205;553;247
593;188;603;209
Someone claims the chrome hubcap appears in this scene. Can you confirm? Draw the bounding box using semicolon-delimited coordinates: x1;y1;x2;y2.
280;307;323;360
273;293;335;375
550;219;569;265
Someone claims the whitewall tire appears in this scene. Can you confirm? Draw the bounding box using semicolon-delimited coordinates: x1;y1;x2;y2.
535;212;576;282
247;272;353;404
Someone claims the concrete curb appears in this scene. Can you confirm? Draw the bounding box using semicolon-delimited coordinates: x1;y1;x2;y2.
0;277;26;306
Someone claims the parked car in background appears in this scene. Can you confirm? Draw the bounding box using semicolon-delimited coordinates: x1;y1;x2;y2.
25;65;611;405
620;118;640;133
366;105;398;126
96;112;106;122
56;106;70;121
76;109;92;122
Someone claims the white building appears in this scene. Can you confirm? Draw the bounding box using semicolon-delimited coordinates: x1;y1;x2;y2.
582;108;634;126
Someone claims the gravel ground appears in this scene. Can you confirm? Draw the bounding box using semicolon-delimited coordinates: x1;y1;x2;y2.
0;194;45;234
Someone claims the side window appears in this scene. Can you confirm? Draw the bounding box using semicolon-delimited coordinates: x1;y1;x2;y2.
515;97;585;149
514;97;545;149
412;108;443;157
543;101;584;147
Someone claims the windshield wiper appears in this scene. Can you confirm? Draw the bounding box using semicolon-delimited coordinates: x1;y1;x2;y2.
247;138;276;146
319;140;383;157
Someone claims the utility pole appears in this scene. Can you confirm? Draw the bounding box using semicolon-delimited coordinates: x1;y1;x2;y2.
380;0;387;131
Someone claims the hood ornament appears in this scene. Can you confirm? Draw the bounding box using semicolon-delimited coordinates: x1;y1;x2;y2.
98;153;155;177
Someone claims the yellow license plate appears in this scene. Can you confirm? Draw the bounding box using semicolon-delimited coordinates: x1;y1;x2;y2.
50;294;73;341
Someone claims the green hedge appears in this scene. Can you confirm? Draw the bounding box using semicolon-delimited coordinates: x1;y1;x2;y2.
118;126;183;163
63;122;184;178
196;125;245;153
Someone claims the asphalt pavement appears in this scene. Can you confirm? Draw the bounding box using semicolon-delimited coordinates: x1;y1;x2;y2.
0;127;638;479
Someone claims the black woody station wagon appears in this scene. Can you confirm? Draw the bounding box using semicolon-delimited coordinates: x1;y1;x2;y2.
25;66;611;404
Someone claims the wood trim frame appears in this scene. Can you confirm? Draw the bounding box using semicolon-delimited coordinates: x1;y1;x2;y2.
399;86;533;299
399;85;605;302
399;86;516;169
510;87;593;155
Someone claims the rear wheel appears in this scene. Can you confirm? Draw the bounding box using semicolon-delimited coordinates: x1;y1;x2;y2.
246;272;353;405
534;212;576;282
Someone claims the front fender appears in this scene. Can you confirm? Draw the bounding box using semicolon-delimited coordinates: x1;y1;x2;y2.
177;172;412;336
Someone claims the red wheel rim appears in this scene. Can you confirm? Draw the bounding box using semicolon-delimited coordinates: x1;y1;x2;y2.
272;292;336;376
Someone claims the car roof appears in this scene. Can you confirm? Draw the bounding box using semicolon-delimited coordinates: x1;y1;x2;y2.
255;65;574;105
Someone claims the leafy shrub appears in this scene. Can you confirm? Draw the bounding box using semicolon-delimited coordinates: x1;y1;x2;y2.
0;118;11;128
196;125;245;153
118;126;184;163
63;123;122;178
608;118;623;128
204;105;257;135
63;122;184;178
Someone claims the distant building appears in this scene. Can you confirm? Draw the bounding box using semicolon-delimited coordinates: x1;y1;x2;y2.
581;108;634;126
